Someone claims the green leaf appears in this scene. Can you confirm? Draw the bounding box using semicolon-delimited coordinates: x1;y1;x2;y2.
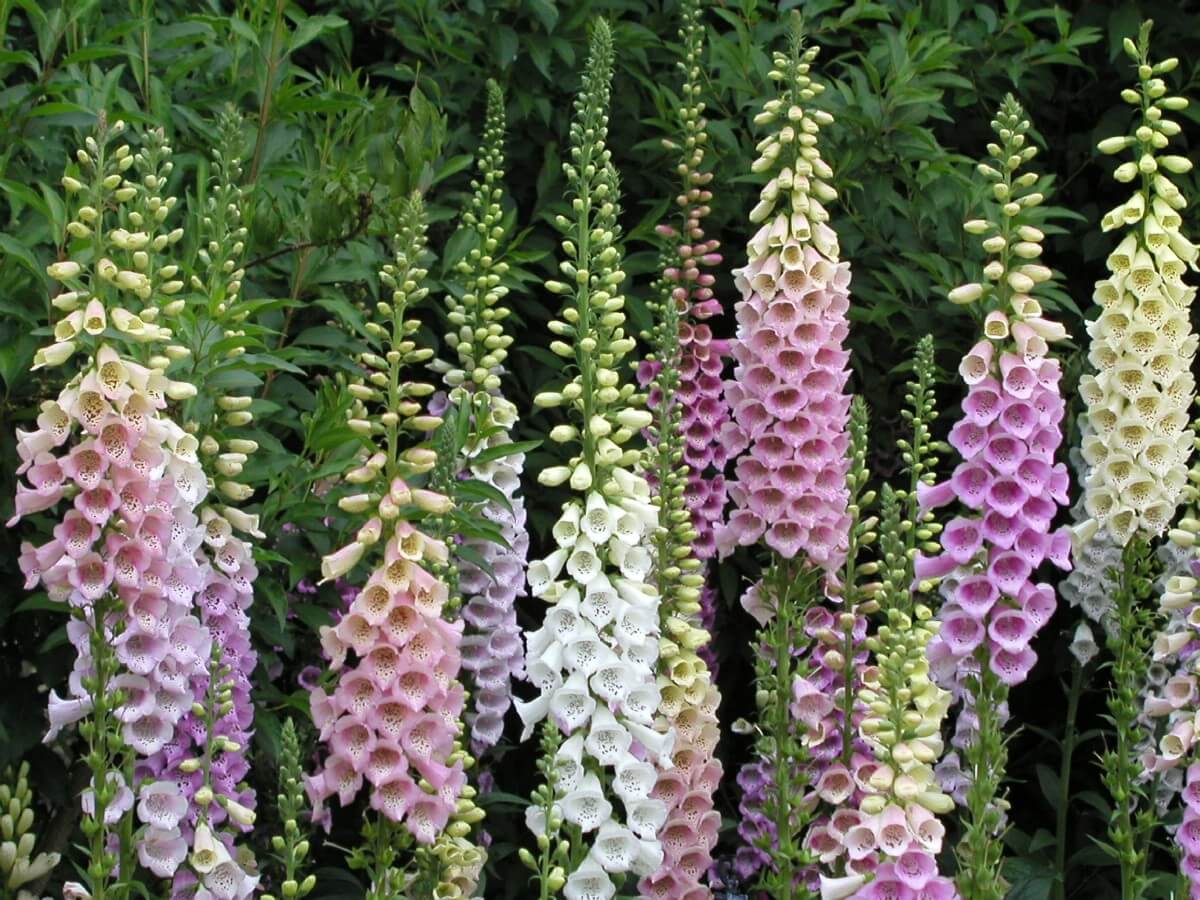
289;14;347;53
469;439;542;466
454;477;512;512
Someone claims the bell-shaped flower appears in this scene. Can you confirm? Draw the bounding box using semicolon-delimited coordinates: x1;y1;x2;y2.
585;706;634;766
562;772;613;832
564;859;616;900
550;670;598;734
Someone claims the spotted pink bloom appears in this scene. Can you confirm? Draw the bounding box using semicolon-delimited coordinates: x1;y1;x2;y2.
9;355;239;887
307;514;464;845
717;241;853;574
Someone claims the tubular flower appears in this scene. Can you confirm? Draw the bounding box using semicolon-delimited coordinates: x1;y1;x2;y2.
429;81;529;755
918;99;1070;898
137;112;260;897
14;120;220;893
636;5;723;897
519;21;670;897
306;199;474;859
1079;33;1198;546
715;32;852;575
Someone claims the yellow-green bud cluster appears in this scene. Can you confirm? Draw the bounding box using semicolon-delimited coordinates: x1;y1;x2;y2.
192;110;261;530
40;119;189;378
745;36;837;259
344;195;443;484
0;762;61;891
535;20;646;493
859;606;955;816
438;81;514;394
950;96;1062;348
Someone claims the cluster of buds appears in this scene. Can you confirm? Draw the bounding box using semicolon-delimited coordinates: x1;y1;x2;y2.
190;107;260;510
1080;25;1197;545
40;125;188;371
262;719;315;900
430;82;530;755
534;23;648;492
339;197;442;481
519;21;671;900
0;763;61;893
433;80;516;395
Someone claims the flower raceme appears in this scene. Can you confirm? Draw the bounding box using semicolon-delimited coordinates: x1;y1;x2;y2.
918;98;1070;898
919;101;1072;689
715;37;852;576
11;120;265;895
635;5;724;897
521;20;672;898
307;197;480;873
1079;40;1198;546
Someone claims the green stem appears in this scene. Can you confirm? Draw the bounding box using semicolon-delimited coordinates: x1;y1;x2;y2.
1053;661;1084;900
957;661;1008;900
249;0;287;183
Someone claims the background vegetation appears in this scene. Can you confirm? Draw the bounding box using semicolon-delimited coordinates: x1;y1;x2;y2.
1;0;1197;897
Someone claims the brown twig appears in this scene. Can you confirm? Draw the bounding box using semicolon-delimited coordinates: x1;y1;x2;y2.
243;192;373;271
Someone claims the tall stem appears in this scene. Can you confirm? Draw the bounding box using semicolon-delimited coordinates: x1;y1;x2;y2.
1053;661;1084;900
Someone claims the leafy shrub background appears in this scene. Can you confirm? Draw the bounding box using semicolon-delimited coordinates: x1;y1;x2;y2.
0;0;1196;897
